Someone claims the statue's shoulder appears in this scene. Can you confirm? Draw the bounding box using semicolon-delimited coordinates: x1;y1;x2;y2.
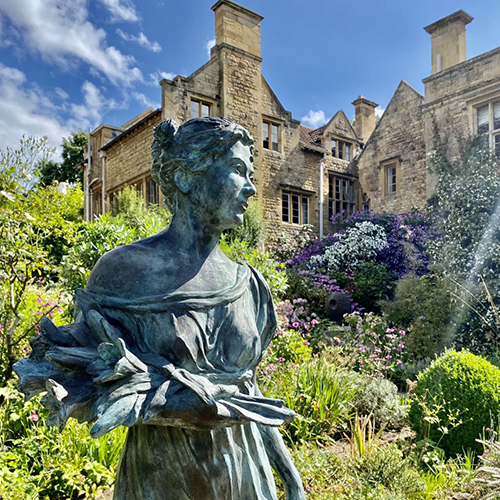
86;239;158;298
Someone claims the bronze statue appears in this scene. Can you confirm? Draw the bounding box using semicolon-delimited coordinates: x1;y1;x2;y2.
15;117;305;500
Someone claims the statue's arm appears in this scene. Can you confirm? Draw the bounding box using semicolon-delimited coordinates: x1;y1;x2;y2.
255;385;305;500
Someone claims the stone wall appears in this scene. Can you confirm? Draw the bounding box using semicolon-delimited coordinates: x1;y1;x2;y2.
103;112;162;199
423;47;500;196
357;81;427;213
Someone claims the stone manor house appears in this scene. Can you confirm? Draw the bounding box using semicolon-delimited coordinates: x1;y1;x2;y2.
82;1;500;238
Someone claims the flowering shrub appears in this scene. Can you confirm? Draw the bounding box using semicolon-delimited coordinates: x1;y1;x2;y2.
268;224;315;263
308;221;388;273
275;298;336;353
334;312;408;379
279;210;435;314
330;210;436;279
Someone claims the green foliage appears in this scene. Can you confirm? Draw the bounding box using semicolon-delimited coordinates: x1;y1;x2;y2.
342;262;391;312
111;185;171;234
0;136;77;385
224;199;267;248
260;355;358;445
219;235;288;303
267;329;312;364
285;443;426;500
381;274;454;360
409;349;500;456
354;377;408;430
0;384;125;499
39;131;88;185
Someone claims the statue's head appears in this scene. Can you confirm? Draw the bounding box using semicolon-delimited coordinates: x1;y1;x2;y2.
151;117;255;217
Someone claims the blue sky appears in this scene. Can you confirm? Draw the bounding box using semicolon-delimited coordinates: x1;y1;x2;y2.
0;0;499;156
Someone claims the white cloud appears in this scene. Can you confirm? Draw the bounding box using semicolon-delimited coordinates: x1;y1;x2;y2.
0;63;70;154
54;87;69;101
206;38;215;58
301;109;328;129
133;92;160;109
375;106;385;118
117;28;161;52
0;0;143;86
148;71;176;85
0;64;125;157
96;0;139;23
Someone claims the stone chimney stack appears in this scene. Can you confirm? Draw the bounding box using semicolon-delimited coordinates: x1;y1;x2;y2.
424;10;473;75
211;0;264;58
352;96;378;144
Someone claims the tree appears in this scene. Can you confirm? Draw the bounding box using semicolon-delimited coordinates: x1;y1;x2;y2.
0;136;81;385
39;130;88;185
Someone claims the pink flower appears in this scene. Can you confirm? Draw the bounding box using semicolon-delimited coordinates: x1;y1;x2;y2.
278;357;285;363
36;297;43;303
29;413;39;422
310;319;319;326
398;343;405;349
399;330;406;336
292;322;300;328
396;359;403;365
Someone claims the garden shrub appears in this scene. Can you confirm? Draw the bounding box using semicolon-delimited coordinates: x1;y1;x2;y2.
381;274;454;360
0;384;125;499
260;355;358;445
354;377;408;430
409;349;500;456
224;199;266;249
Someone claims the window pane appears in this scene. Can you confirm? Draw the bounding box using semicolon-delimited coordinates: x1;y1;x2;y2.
495;134;500;158
272;124;279;151
201;104;210;117
477;105;489;134
263;122;269;149
191;101;199;119
331;140;336;157
328;175;333;198
328;200;333;220
345;144;351;161
302;197;309;224
335;178;340;198
494;102;500;130
338;141;343;160
349;181;355;202
292;194;300;224
282;192;290;222
387;166;397;194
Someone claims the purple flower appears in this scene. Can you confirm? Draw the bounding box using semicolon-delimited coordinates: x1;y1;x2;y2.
29;413;39;422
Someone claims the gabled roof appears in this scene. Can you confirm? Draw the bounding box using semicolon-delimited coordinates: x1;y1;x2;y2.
355;80;424;163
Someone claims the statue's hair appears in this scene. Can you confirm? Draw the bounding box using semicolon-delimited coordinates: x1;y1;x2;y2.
151;117;254;212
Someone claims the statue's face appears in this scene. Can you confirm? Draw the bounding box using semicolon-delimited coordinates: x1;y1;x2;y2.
192;140;256;230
